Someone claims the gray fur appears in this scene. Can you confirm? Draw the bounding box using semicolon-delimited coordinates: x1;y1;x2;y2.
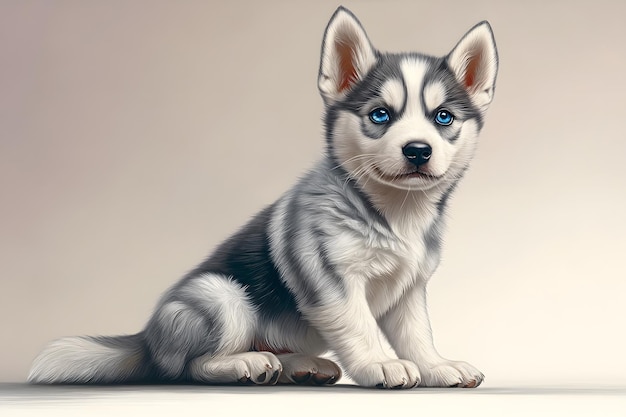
144;299;221;379
272;159;393;309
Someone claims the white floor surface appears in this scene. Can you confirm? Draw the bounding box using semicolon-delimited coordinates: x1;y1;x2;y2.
1;383;624;417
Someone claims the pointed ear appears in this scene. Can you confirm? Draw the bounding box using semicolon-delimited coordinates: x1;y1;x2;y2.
447;21;498;113
318;7;377;104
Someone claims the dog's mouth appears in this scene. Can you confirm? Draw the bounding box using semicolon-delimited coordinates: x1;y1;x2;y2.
372;165;444;183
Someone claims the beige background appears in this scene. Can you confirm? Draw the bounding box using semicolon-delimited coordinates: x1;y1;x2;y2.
1;0;625;386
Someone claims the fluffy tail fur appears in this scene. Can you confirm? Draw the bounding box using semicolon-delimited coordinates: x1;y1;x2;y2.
28;333;148;384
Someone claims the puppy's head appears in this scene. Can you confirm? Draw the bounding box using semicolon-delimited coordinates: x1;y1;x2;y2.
319;7;498;192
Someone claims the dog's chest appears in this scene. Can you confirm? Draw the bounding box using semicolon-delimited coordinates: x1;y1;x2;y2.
330;214;440;317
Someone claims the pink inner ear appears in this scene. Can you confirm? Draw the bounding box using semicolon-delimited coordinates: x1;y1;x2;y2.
336;40;358;92
464;52;482;90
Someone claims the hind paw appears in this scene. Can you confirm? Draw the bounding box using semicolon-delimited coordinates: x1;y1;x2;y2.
276;354;342;385
190;352;283;385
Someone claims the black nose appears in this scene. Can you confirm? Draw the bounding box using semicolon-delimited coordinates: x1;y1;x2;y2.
402;142;432;166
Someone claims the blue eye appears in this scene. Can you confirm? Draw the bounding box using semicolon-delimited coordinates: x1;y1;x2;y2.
369;107;391;124
435;109;454;126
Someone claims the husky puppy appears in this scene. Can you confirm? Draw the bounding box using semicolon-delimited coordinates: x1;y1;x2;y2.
29;7;498;389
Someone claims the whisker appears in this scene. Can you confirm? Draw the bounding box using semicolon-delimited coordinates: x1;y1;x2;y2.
331;153;378;171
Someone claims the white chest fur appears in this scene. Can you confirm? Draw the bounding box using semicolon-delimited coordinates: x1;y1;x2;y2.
327;199;442;318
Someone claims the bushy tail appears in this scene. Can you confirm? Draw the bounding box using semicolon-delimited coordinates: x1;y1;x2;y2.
28;333;149;384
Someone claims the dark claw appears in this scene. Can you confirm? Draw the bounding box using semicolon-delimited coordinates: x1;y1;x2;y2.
326;375;338;385
292;371;313;384
269;370;281;385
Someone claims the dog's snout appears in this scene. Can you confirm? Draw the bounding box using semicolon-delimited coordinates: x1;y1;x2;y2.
402;142;432;166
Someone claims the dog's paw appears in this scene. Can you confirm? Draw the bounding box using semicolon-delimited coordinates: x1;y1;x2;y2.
193;352;283;385
276;354;342;385
419;360;484;388
351;359;420;389
233;352;283;385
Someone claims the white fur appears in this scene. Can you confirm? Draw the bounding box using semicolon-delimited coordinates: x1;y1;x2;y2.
423;81;447;112
188;351;281;384
380;79;406;113
298;288;421;388
28;336;142;383
380;282;484;387
397;58;455;179
400;58;429;117
180;274;257;355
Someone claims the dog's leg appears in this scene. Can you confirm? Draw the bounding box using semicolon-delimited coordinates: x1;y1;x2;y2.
379;282;484;388
145;273;280;384
276;353;341;385
301;298;420;389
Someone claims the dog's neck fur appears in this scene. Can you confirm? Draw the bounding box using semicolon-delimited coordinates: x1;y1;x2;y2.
324;151;451;240
360;175;453;243
360;177;447;217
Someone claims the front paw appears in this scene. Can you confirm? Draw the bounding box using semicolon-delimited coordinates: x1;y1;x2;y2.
351;359;421;389
419;360;484;388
